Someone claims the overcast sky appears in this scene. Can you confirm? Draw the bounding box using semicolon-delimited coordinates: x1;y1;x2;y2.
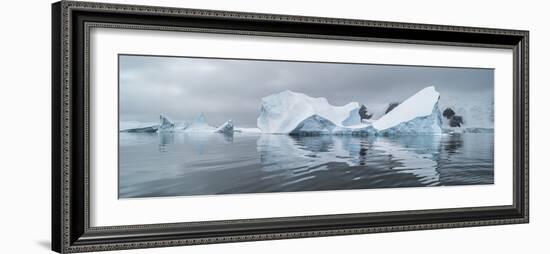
119;55;493;127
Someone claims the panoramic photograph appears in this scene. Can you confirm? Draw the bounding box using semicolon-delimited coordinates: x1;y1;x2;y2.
118;54;494;199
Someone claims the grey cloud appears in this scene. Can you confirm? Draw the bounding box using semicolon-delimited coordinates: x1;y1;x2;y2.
119;55;493;127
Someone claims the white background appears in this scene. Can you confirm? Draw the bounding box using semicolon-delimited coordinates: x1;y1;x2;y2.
0;0;547;253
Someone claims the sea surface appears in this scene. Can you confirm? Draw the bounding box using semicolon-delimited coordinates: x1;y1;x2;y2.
119;132;494;198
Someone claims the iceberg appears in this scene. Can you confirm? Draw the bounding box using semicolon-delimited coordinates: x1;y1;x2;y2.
158;114;176;131
257;90;361;133
120;124;159;133
120;113;215;133
120;113;258;135
290;115;375;136
120;120;159;133
277;86;442;135
376;106;442;135
290;115;338;135
438;94;494;133
358;103;389;121
215;120;235;134
122;86;444;136
373;86;442;134
341;107;362;126
122;114;185;133
184;113;216;132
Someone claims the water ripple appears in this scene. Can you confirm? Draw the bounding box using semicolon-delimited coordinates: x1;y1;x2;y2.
119;132;494;198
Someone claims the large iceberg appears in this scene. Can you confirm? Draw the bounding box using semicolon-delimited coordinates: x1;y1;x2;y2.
257;90;361;133
373;86;442;134
363;103;402;121
261;86;442;135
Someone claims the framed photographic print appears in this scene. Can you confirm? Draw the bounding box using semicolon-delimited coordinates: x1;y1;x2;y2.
52;1;529;253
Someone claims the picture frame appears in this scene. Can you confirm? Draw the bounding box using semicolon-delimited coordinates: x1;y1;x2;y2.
51;1;529;253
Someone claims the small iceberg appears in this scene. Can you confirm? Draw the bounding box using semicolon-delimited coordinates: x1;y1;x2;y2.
158;114;176;132
121;113;247;135
120;120;160;133
120;124;159;133
184;113;216;132
215;120;235;134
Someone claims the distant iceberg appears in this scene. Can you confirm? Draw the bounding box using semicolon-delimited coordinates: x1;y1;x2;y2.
120;124;159;133
184;113;216;132
158;114;176;131
438;93;494;133
215;120;235;134
120;120;159;133
121;113;251;135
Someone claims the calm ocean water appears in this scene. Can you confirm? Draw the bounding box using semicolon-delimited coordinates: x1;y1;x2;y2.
119;132;494;198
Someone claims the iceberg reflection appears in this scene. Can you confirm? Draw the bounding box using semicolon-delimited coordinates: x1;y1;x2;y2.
119;132;492;198
257;134;444;187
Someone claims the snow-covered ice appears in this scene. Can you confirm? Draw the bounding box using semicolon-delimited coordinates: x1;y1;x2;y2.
372;86;442;134
372;86;439;131
184;113;216;132
121;113;261;135
438;94;494;133
257;90;361;133
376;106;442;135
359;103;388;121
122;86;456;136
290;115;338;135
266;87;442;135
158;114;176;131
120;124;159;133
120;120;159;133
215;120;235;134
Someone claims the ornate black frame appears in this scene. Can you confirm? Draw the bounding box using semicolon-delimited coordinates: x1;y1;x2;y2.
52;1;529;253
